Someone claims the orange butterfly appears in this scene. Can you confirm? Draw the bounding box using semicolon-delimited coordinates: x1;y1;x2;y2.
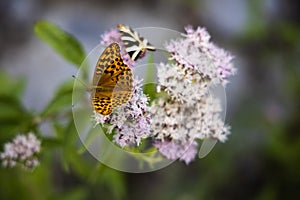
91;43;133;115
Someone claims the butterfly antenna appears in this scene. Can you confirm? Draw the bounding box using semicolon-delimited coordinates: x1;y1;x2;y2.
72;75;91;91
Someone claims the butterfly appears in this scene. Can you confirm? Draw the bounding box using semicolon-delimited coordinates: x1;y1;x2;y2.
91;43;133;115
118;24;156;61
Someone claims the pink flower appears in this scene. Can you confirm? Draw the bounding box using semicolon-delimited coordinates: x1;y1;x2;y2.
166;25;236;85
93;79;152;148
154;140;198;165
100;28;121;46
0;132;41;170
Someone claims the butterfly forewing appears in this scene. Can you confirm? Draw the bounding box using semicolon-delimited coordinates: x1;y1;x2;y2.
91;43;133;115
118;24;156;61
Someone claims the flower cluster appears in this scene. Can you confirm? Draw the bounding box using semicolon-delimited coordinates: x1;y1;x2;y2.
166;25;236;85
150;25;235;164
150;95;230;142
95;25;236;165
0;132;41;170
155;63;209;105
93;79;152;148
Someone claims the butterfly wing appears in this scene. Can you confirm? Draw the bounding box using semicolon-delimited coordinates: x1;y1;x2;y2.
91;93;113;115
91;43;133;115
118;24;156;61
93;43;120;86
112;65;133;107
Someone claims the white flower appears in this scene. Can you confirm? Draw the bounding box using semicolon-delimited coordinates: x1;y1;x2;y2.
157;63;209;105
150;95;229;143
150;26;235;164
166;25;236;85
0;132;41;170
154;140;198;165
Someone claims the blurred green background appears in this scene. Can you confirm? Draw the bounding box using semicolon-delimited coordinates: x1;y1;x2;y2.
1;0;300;199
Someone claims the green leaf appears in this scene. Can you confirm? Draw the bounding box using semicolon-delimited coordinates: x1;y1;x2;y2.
0;71;26;99
143;53;157;101
77;127;101;154
0;96;32;138
54;188;88;200
99;167;126;200
60;120;92;176
34;21;85;67
0;72;36;138
41;137;62;149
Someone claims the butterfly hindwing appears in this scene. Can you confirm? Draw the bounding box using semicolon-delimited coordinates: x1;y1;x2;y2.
91;95;113;115
91;43;133;115
112;66;133;106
